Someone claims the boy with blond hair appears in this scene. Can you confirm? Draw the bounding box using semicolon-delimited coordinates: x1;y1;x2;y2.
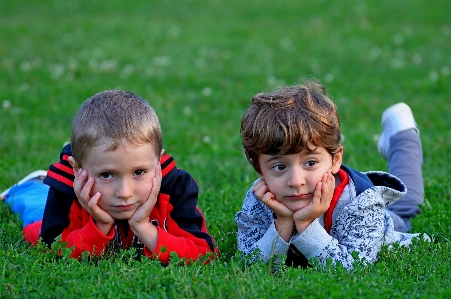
236;80;426;269
3;90;217;263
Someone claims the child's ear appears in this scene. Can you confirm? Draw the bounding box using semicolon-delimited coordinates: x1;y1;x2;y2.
68;156;80;173
331;146;343;174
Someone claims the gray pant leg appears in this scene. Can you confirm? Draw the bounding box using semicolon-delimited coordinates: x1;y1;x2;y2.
386;129;424;232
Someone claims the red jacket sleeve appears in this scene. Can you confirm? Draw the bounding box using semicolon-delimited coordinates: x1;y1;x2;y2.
141;157;218;263
61;201;115;258
145;226;215;263
143;192;218;263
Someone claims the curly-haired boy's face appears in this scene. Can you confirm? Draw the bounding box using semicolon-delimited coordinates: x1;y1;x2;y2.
80;141;160;220
258;146;342;212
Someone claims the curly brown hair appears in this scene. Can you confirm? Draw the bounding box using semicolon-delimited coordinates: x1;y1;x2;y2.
240;80;342;173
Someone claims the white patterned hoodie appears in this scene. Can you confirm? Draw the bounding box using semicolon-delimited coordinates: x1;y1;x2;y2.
235;165;427;270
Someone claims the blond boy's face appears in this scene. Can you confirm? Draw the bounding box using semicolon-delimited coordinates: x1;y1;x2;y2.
78;141;160;220
258;146;342;212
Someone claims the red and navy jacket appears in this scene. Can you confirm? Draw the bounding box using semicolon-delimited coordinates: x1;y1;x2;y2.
41;144;217;263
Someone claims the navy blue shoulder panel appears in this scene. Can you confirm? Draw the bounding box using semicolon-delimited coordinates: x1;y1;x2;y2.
340;164;406;195
340;164;373;196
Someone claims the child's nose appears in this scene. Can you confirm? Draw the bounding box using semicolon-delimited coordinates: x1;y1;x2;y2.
288;169;305;188
116;178;133;198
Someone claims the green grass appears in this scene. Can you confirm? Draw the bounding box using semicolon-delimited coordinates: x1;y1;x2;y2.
1;0;451;297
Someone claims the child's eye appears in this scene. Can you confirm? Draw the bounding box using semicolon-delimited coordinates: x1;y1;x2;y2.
271;164;286;172
134;169;147;176
99;172;113;179
304;160;317;167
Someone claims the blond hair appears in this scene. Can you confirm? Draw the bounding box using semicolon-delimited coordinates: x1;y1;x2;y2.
71;90;162;166
241;80;342;173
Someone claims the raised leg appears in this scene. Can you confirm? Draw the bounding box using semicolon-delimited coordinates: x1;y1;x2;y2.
377;103;424;232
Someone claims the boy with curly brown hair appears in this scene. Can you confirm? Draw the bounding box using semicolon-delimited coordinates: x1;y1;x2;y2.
236;80;427;269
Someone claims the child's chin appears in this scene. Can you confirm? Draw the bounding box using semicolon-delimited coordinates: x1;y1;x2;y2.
287;202;310;212
110;211;134;220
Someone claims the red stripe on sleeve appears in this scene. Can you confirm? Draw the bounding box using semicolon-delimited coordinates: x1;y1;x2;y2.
162;160;175;177
47;170;74;187
52;162;74;175
160;154;170;165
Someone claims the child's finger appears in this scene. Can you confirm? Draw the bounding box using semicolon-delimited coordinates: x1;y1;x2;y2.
260;192;274;203
260;192;278;210
321;170;335;204
80;177;95;199
313;181;323;204
153;164;162;194
252;180;264;192
87;192;102;208
312;178;332;212
146;165;162;202
253;186;265;200
136;165;162;220
130;167;162;225
145;178;159;207
323;169;334;185
87;192;114;224
253;181;269;200
260;192;293;218
73;169;87;196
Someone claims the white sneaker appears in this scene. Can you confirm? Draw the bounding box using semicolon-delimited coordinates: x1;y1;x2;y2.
377;102;419;160
0;170;47;200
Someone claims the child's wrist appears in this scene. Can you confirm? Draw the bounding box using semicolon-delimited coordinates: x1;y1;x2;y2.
275;217;293;226
294;220;313;234
93;220;114;235
274;218;295;242
130;222;159;252
129;221;153;235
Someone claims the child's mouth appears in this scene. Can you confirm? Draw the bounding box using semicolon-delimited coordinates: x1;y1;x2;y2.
116;204;134;211
288;194;311;200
